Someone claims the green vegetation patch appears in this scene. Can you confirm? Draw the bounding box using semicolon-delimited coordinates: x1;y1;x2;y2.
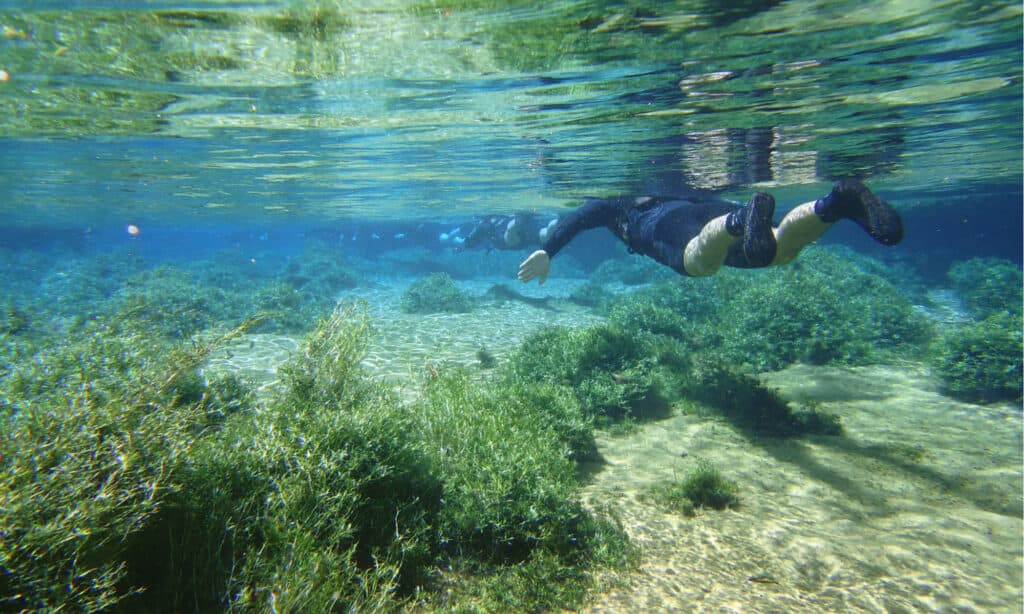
505;324;685;424
0;302;629;612
0;315;262;612
648;459;740;516
713;253;933;370
602;248;933;372
948;257;1022;318
933;311;1023;404
400;272;474;314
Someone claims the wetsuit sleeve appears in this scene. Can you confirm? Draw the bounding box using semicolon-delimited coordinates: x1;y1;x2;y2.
541;198;621;258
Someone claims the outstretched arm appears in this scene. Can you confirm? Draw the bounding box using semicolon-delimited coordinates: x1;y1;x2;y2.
517;197;622;284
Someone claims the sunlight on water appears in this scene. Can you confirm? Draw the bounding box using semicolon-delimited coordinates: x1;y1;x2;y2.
0;1;1019;612
0;1;1019;222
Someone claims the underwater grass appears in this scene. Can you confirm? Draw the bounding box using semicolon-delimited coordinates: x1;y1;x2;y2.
932;311;1023;404
947;257;1022;319
603;247;934;372
504;324;683;424
0;314;263;611
0;301;631;612
503;319;842;438
648;459;740;516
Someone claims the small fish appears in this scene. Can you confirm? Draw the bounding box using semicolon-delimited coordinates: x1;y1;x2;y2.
747;574;779;585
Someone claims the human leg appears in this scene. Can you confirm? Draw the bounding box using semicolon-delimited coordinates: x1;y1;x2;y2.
772;179;903;266
684;192;776;276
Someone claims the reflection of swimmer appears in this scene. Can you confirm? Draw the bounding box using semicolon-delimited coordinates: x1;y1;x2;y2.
519;179;902;284
445;214;558;251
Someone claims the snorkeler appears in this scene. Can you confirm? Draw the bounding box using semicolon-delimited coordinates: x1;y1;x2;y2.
458;214;559;251
517;179;903;284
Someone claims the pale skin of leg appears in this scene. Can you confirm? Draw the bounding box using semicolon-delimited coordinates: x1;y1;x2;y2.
520;199;830;283
682;214;734;277
770;200;831;265
682;200;828;276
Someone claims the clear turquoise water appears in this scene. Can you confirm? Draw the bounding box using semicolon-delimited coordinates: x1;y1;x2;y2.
0;2;1022;609
0;1;1019;236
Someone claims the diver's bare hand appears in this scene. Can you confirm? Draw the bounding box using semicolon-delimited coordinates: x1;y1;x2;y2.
518;250;550;285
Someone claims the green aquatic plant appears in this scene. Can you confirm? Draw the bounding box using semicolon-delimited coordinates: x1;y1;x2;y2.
495;378;599;463
400;272;474;314
932;311;1023;404
38;249;142;318
0;302;29;335
607;294;721;350
412;368;630;609
476;345;497;368
1;279;636;612
591;255;674;286
505;324;684;424
114;265;211;339
248;279;337;333
266;307;623;608
712;249;933;371
283;239;360;294
120;305;442;611
275;302;378;410
947;257;1023;318
0;304;436;612
649;459;740;515
0;314;262;612
608;277;719;326
600;249;930;374
416;369;587;562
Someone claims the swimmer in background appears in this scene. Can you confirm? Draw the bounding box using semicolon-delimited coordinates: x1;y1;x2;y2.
441;214;559;251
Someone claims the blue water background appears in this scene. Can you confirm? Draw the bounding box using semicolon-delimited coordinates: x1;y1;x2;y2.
0;1;1020;282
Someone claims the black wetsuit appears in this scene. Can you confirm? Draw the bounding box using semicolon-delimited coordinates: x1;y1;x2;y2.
541;196;749;276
